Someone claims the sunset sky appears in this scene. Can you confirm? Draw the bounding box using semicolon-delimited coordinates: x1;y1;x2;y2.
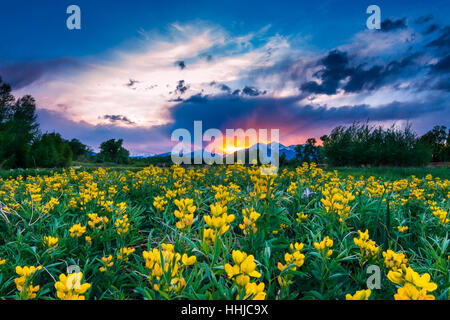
1;0;449;154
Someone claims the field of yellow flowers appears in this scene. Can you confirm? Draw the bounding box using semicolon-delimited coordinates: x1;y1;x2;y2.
0;163;448;300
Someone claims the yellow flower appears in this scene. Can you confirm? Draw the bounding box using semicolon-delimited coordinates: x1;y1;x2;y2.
99;255;114;272
43;236;59;248
203;203;235;243
87;213;109;229
117;247;136;261
69;223;86;238
115;215;130;235
397;226;409;233
394;283;435;300
142;243;194;294
181;254;196;266
225;250;262;288
174;198;196;230
239;208;260;235
14;265;42;299
382;250;407;271
0;258;5;266
153;196;167;211
277;242;305;289
296;212;308;224
314;236;333;258
320;187;354;220
431;207;449;224
387;265;438;295
346;289;371;300
55;272;91;300
203;228;216;244
353;229;379;264
287;181;298;195
240;282;266;300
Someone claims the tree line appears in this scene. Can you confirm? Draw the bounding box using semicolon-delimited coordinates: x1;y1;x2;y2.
290;122;450;167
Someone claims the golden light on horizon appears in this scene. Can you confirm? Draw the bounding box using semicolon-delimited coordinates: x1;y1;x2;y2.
221;145;244;154
213;136;276;155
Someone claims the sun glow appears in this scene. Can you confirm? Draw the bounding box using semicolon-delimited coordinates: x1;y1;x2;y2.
222;145;245;154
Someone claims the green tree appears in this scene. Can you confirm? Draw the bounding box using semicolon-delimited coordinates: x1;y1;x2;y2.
30;132;73;168
97;139;130;164
0;77;38;168
322;122;432;167
68;138;92;160
295;138;322;163
419;125;449;162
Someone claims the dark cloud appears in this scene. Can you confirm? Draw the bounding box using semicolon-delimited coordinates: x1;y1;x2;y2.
210;81;231;93
175;60;186;69
102;114;135;125
200;53;213;62
427;26;450;51
299;47;422;95
184;93;208;103
0;58;83;89
174;80;189;95
433;77;450;91
168;97;183;102
242;86;266;96
380;18;407;32
169;94;449;136
415;14;434;24
126;79;139;87
423;24;439;35
300;50;352;95
219;84;231;93
431;55;450;73
344;54;418;92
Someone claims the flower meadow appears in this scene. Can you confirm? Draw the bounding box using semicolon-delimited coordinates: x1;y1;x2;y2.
0;163;448;300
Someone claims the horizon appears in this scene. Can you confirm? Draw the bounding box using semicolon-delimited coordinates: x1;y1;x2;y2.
1;0;449;155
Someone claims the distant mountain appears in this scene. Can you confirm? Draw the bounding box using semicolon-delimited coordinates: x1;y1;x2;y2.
246;142;297;161
130;152;156;159
151;152;172;158
149;142;298;161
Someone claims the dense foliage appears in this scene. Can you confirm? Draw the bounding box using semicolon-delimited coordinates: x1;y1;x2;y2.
30;133;73;168
321;123;433;167
0;164;448;300
96;139;130;164
0;78;38;169
420;126;450;162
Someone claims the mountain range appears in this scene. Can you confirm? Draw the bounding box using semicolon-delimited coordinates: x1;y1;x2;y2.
142;143;298;161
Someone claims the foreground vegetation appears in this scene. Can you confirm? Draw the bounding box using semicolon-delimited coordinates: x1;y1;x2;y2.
0;163;448;300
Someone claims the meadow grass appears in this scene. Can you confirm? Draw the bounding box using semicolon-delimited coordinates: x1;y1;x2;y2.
0;163;448;300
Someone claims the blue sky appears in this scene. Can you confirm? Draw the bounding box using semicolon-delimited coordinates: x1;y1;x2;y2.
2;0;448;60
0;0;449;154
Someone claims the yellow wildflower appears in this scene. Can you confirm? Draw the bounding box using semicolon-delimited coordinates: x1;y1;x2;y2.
69;223;86;238
346;289;371;300
55;272;91;300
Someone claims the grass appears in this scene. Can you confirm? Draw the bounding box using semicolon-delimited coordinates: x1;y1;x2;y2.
0;163;448;300
1;164;449;180
329;166;450;180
